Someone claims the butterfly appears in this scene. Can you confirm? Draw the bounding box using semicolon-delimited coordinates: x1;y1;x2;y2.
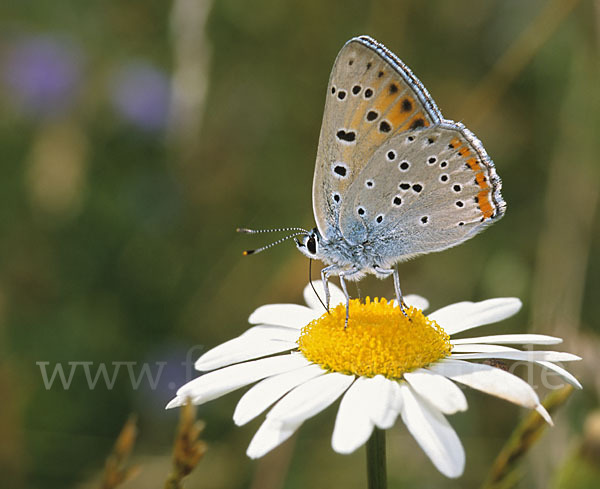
242;36;505;324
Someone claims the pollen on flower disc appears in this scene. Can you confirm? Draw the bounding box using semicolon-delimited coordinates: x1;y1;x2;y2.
297;298;451;379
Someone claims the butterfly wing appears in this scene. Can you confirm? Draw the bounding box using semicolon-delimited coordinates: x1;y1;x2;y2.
338;123;505;259
312;36;442;240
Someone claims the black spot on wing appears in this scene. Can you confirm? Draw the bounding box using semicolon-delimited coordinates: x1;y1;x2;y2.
336;130;356;142
410;118;425;130
334;165;347;177
379;121;391;133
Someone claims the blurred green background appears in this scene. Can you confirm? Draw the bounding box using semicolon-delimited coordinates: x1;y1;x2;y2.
1;0;599;488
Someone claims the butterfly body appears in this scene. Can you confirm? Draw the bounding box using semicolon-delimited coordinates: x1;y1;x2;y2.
293;35;506;318
297;227;391;280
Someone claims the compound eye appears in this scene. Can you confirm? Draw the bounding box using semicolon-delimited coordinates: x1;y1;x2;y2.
307;236;317;254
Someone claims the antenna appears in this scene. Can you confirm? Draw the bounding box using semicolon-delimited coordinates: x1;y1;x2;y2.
237;226;308;256
237;227;309;234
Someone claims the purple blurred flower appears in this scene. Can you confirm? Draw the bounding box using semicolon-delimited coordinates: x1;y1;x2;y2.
2;35;83;118
134;343;206;414
110;60;171;132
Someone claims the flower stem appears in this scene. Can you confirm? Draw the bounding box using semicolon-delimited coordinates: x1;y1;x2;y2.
366;428;387;489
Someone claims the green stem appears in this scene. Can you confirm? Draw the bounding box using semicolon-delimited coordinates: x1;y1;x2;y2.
366;428;387;489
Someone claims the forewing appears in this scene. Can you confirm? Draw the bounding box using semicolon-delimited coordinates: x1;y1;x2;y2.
338;123;505;256
312;36;442;239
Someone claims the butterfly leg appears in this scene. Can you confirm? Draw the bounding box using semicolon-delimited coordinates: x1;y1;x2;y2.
320;265;356;327
374;266;408;317
392;267;409;316
320;265;338;311
338;274;350;328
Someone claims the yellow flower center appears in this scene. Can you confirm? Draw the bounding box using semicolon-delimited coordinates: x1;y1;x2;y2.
297;298;452;379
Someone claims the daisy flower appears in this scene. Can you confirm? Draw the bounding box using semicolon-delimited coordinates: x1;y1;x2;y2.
167;283;581;478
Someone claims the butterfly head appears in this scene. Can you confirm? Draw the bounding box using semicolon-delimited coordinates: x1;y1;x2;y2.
295;227;322;259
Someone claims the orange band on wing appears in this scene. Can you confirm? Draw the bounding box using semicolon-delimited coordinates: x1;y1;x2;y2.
460;146;495;219
478;190;494;218
466;157;480;171
384;96;416;128
457;146;471;157
398;112;430;132
370;84;401;116
449;137;462;149
475;172;488;187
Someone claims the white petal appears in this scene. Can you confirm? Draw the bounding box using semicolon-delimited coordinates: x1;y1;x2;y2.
475;344;580;391
399;384;465;478
404;294;429;311
449;351;580;362
246;417;301;459
429;359;544;413
536;361;582;389
165;396;186;409
195;337;298;371
536;405;553;425
233;364;326;426
430;298;522;335
175;353;310;405
267;372;354;425
195;326;270;371
369;376;403;429
450;344;574;357
249;304;319;328
404;369;467;414
392;295;430;311
303;281;345;310
449;346;582;389
240;325;302;342
452;334;563;346
451;344;515;353
332;377;375;454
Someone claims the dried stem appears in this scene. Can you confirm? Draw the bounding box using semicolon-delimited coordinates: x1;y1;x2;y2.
481;386;575;489
100;415;140;489
164;399;207;489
